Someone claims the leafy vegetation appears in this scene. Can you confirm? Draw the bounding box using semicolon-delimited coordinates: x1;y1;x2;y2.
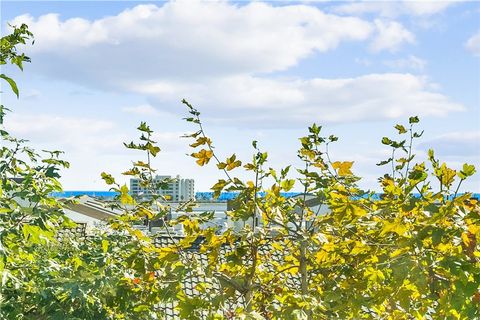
1;25;479;319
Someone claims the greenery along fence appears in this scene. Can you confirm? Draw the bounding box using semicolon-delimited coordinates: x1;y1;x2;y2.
152;235;302;319
1;24;479;320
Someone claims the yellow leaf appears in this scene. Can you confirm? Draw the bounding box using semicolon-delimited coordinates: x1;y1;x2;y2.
461;232;471;246
272;242;283;251
191;149;213;166
390;247;409;258
350;241;367;255
332;161;354;176
364;267;385;283
449;309;461;319
286;266;299;275
120;184;134;205
380;220;407;237
225;154;242;171
102;239;109;253
437;243;452;253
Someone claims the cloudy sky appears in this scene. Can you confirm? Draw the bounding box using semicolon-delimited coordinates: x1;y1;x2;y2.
2;0;479;192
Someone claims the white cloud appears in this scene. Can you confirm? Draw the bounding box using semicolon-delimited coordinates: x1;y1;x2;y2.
4;113;122;154
143;73;464;128
419;131;480;157
122;104;161;116
6;2;464;130
333;1;457;18
402;1;456;16
465;31;480;56
3;112;193;189
10;1;373;81
370;19;415;52
383;55;427;71
6;114;113;136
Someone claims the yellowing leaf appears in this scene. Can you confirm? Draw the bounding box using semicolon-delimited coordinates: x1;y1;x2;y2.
461;232;472;246
225;154;241;171
102;239;109;253
191;149;213;166
350;241;368;255
136;207;154;219
435;163;456;188
272;242;283;251
190;137;212;148
120;184;134;205
380;220;408;237
332;161;354;176
281;179;295;192
364;267;385;283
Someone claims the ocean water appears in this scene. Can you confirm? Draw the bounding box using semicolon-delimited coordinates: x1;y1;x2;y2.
51;191;479;201
50;191;302;200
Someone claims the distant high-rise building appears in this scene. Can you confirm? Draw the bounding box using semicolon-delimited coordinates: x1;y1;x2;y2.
129;175;194;201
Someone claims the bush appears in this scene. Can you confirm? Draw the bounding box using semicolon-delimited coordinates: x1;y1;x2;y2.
1;25;479;319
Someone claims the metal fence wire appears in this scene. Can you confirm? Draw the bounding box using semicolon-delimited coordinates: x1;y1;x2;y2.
55;226;300;319
153;235;301;319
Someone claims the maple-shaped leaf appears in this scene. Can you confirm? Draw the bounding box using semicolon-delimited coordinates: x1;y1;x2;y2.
332;161;354;176
191;149;213;166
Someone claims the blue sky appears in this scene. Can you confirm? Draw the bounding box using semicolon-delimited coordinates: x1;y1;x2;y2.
2;0;479;192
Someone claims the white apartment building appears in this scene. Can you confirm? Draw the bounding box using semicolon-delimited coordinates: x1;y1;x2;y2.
130;175;195;201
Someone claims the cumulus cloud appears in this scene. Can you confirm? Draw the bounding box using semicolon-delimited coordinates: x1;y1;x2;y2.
333;1;456;18
143;73;464;128
4;113;123;154
465;31;480;56
7;2;463;129
370;19;415;52
10;1;373;81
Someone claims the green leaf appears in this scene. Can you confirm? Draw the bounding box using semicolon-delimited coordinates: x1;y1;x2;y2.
458;163;476;179
394;124;407;134
146;142;160;157
137;122;153;133
328;135;338;142
409;116;420;124
281;179;295;192
381;137;392;145
0;74;19;97
413;130;424;138
376;158;393;166
101;172;116;185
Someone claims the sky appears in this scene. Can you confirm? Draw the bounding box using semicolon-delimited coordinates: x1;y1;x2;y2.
1;0;479;192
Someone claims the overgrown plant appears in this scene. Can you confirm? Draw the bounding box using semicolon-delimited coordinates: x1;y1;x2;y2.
1;23;479;320
1;25;186;320
181;99;479;319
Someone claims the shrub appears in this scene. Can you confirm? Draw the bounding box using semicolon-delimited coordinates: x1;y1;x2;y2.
1;25;478;319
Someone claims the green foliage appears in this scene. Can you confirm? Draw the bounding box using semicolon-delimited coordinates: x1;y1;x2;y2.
1;25;479;320
178;100;479;319
0;23;32;98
